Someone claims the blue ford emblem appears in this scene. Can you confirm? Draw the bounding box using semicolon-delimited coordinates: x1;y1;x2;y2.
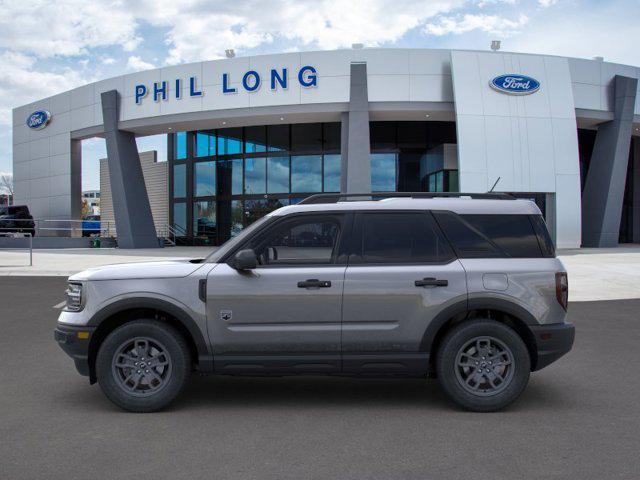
26;110;52;130
490;74;540;95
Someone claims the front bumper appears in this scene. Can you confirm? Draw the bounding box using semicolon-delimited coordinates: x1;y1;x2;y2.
530;322;575;371
54;324;96;378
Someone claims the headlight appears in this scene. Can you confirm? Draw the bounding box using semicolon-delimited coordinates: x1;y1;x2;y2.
64;283;84;312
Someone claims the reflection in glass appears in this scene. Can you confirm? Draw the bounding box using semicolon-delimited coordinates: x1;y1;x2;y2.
173;202;187;234
218;159;243;195
244;157;266;194
217;128;242;155
231;200;243;236
371;153;397;192
245;126;267;153
194;201;216;237
195;131;215;157
175;132;187;160
267;157;289;193
194;161;216;197
173;164;186;197
323;154;341;192
291;155;322;193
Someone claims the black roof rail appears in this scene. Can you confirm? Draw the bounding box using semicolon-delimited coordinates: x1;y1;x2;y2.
298;192;516;205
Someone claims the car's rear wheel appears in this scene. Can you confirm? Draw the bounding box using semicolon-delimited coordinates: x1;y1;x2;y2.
96;320;191;412
436;319;530;412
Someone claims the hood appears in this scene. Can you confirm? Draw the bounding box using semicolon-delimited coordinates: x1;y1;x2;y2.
69;259;206;281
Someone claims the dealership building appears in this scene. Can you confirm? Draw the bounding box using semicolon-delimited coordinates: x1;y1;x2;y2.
11;48;640;248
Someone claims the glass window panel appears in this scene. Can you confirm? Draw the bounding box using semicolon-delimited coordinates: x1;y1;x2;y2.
194;161;216;197
268;124;289;152
217;127;242;155
173;202;187;235
248;217;341;265
323;154;341;192
194;201;216;237
245;126;267;153
231;200;244;236
195;131;215;157
244;157;266;194
291;123;322;152
461;214;543;258
291;155;322;193
173;164;186;198
357;213;454;264
267;157;290;193
323;123;341;151
174;132;187;160
371;153;397;192
218;159;243;196
370;122;396;150
397;121;427;148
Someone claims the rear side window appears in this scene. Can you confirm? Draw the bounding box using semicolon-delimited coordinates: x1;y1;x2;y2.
353;212;455;264
530;215;555;257
434;212;548;258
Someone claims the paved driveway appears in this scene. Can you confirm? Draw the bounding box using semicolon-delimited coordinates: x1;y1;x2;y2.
0;277;638;479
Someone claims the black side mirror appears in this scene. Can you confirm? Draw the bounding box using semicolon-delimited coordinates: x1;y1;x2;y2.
232;249;257;270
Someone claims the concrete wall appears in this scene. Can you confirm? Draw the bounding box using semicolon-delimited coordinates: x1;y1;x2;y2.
451;51;582;248
99;151;168;237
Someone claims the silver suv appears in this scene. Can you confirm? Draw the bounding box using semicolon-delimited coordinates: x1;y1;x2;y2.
55;193;574;412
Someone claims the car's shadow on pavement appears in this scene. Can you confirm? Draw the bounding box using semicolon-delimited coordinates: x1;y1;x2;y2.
54;372;576;415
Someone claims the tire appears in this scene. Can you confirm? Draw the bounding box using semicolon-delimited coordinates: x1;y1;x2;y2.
96;320;191;412
436;319;530;412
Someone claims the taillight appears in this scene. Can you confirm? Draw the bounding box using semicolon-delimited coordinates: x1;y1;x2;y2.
555;272;568;311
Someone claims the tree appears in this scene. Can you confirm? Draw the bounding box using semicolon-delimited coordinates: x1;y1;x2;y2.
0;172;13;205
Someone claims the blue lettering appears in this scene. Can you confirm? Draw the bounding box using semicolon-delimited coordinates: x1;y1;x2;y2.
298;66;317;87
135;84;148;104
153;81;168;102
222;73;236;93
189;76;202;97
242;70;261;92
175;79;181;99
270;68;287;90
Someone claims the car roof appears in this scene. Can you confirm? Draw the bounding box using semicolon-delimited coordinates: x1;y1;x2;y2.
271;197;541;216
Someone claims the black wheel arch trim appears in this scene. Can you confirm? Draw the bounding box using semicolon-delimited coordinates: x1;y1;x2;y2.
420;297;539;354
87;297;212;370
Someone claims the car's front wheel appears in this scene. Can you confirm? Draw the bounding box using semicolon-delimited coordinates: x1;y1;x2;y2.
96;320;191;412
436;319;530;412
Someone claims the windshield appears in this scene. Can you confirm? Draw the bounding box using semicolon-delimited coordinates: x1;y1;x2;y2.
205;215;272;263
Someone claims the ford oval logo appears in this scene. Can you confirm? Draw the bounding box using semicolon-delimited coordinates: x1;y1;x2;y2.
26;110;52;130
490;74;540;95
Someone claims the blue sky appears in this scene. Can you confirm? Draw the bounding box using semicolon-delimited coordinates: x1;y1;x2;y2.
1;0;639;191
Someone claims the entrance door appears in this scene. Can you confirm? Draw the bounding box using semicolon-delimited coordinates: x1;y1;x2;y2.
341;211;467;374
206;213;348;373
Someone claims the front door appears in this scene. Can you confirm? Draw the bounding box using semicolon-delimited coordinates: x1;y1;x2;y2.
341;211;467;374
206;213;348;373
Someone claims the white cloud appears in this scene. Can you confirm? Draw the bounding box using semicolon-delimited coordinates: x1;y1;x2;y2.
424;13;529;36
538;0;558;6
126;55;155;72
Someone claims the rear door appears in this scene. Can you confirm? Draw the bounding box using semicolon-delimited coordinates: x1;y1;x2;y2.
341;211;467;374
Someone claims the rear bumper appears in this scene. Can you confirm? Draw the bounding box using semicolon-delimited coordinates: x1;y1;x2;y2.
54;324;96;378
530;322;575;371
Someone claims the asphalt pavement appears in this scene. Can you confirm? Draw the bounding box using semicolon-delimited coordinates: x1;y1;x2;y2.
0;276;639;480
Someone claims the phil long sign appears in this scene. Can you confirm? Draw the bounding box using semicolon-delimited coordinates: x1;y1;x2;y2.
490;74;540;95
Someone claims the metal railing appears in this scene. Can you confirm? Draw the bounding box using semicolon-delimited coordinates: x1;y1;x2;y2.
159;223;189;246
0;232;33;266
0;218;113;237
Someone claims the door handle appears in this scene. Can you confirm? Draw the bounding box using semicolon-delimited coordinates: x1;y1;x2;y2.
297;279;332;288
415;277;448;287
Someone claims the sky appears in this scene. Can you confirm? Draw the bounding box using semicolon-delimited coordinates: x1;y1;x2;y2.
1;0;639;192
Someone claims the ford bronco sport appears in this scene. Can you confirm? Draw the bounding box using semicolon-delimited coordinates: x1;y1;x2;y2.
55;193;574;412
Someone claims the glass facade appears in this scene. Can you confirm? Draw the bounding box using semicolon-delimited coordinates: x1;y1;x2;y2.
169;122;342;245
169;120;460;245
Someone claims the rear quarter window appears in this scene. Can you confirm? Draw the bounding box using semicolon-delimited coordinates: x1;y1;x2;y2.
433;212;552;258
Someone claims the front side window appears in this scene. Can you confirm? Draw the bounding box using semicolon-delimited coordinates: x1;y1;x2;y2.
247;216;342;266
354;212;454;264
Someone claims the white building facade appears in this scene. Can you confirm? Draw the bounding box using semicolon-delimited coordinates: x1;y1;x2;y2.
11;48;640;248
